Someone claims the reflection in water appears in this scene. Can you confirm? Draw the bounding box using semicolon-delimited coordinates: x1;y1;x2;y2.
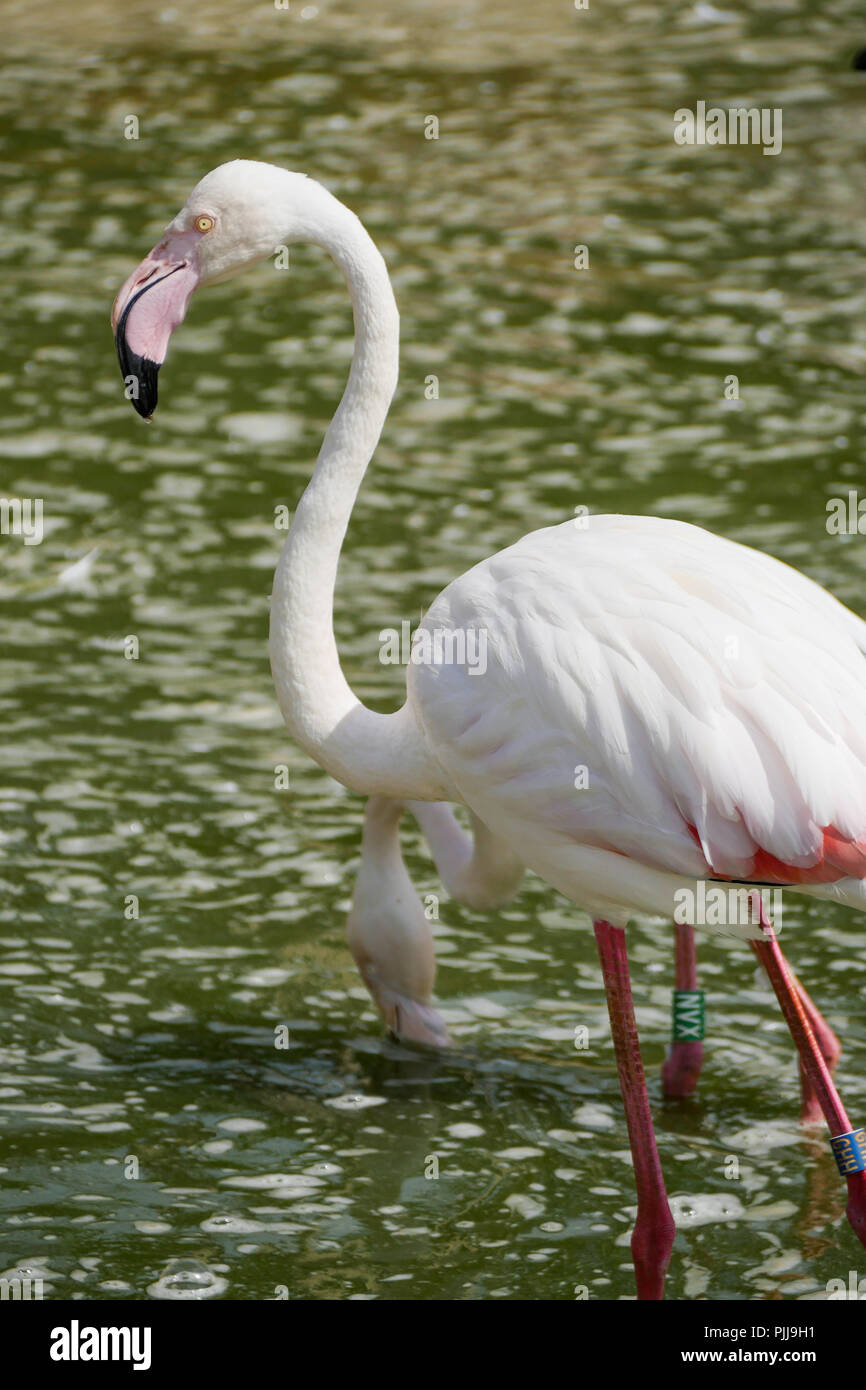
1;0;866;1299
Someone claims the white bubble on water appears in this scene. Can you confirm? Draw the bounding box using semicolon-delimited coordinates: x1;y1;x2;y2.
325;1094;387;1111
668;1193;746;1228
147;1258;228;1301
221;1173;324;1196
504;1194;544;1220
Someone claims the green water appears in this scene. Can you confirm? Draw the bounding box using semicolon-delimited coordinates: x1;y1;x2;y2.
2;0;866;1301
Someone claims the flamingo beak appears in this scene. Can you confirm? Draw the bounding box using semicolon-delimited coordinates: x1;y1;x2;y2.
357;965;453;1050
111;229;202;420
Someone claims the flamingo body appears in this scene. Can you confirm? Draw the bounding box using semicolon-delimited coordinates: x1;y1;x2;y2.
408;513;866;929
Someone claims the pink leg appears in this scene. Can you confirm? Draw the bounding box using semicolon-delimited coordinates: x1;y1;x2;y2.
662;923;704;1098
594;920;676;1299
792;974;842;1126
750;917;866;1250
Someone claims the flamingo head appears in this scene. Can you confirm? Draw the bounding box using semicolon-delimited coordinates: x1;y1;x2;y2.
111;160;310;419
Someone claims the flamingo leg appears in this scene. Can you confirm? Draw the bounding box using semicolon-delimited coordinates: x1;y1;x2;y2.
659;923;841;1120
662;923;704;1098
791;974;843;1126
750;916;866;1251
594;920;676;1299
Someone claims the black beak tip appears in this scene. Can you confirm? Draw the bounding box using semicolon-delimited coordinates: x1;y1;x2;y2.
114;322;161;420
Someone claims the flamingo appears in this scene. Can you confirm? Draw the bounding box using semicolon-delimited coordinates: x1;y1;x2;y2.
111;159;866;1299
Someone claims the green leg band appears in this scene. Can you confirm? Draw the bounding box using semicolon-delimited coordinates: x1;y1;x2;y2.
672;988;705;1042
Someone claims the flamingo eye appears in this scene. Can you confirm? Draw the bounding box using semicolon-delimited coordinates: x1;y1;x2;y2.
194;215;215;233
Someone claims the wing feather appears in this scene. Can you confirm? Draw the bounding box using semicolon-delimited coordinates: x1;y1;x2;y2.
408;515;866;895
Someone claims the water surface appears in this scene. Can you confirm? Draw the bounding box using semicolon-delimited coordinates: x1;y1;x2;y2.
2;0;866;1300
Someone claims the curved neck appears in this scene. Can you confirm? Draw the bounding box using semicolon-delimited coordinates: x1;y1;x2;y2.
269;184;448;799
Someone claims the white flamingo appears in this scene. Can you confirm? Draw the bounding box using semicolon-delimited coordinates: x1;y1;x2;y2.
112;159;866;1298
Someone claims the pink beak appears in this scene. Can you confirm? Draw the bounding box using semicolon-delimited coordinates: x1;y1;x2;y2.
111;229;202;419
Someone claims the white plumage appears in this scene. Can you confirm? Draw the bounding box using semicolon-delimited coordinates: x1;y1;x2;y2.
409;514;866;929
